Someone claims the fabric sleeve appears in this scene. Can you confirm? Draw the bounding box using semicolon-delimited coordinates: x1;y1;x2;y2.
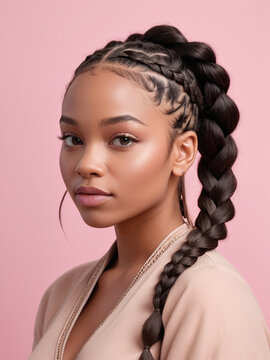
160;260;270;360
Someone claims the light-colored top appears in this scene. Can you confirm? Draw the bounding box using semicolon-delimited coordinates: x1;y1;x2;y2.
28;223;270;359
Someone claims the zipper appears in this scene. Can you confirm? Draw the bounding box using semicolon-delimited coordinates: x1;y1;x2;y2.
55;223;191;360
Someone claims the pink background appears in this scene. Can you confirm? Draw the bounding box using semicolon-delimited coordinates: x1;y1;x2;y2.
1;0;269;358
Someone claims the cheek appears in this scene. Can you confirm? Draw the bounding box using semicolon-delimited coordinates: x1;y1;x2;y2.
116;141;170;201
59;148;75;187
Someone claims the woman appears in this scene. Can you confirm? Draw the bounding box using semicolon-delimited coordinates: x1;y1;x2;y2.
28;24;270;359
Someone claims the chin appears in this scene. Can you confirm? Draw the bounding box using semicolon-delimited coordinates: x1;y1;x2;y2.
79;212;116;229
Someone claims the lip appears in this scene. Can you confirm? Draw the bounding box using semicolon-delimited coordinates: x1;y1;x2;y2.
75;193;112;207
75;185;112;196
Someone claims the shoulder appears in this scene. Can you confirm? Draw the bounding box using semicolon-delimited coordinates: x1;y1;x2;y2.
160;249;270;359
161;249;270;358
39;259;99;318
32;259;98;349
45;259;99;300
164;248;266;321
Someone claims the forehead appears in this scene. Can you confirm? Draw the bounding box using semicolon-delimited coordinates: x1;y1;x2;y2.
62;68;162;122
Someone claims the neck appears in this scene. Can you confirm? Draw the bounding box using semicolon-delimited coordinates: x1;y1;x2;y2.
111;208;185;274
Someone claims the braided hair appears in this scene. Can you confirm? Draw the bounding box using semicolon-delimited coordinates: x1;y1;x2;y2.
58;24;239;359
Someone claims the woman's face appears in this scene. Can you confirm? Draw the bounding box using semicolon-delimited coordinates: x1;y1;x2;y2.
59;67;180;228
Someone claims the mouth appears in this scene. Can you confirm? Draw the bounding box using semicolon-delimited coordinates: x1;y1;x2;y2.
75;193;113;207
75;185;112;196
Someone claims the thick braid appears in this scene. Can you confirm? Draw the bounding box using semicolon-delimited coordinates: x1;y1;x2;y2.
111;27;239;358
134;28;239;360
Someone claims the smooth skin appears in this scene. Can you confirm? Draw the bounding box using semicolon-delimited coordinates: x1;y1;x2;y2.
59;66;198;360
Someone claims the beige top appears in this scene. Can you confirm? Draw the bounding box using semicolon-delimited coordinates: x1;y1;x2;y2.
28;223;270;359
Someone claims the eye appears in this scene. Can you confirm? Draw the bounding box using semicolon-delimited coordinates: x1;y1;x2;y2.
57;132;82;147
57;132;139;148
110;133;139;147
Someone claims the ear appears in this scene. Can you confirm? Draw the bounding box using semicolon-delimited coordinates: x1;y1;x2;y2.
171;131;198;177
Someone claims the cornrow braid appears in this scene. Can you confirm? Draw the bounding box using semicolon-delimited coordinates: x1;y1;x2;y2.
58;24;240;360
112;46;203;106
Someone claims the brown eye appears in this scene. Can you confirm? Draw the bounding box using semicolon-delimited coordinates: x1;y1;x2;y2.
57;133;83;147
111;134;138;147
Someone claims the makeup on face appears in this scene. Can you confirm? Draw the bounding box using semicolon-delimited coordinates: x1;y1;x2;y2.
58;109;150;156
59;69;182;231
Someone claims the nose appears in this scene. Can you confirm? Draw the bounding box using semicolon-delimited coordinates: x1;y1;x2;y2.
75;145;106;178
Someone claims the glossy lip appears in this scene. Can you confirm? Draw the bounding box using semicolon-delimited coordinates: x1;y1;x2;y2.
75;193;112;207
74;185;112;196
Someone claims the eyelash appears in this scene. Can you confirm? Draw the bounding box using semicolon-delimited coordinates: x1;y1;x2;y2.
57;132;139;148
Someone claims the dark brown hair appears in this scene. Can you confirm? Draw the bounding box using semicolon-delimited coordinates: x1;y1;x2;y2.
58;24;239;359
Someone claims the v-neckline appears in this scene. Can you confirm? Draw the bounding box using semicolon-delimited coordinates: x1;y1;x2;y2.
55;222;192;360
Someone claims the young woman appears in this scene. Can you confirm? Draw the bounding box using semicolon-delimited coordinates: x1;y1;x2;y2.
28;24;270;360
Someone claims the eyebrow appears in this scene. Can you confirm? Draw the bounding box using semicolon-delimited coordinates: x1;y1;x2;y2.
59;114;147;127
